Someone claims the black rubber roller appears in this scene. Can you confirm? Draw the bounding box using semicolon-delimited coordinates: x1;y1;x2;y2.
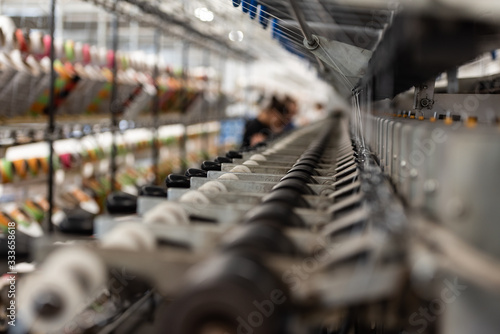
185;168;207;178
139;185;167;198
222;223;298;255
262;189;310;209
166;174;190;188
243;202;306;228
272;179;314;196
307;145;325;153
201;161;222;171
215;156;232;163
106;191;137;214
300;153;321;162
286;165;316;177
281;170;314;184
293;158;318;169
226;150;243;159
160;251;290;334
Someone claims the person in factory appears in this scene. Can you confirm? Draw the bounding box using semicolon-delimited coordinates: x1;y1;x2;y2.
241;95;288;149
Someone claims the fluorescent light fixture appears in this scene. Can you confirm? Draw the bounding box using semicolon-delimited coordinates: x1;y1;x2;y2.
195;8;214;22
229;30;244;42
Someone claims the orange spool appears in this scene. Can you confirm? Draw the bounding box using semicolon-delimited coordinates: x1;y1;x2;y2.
27;158;40;176
15;29;29;53
39;157;49;174
12;160;28;180
0;159;14;183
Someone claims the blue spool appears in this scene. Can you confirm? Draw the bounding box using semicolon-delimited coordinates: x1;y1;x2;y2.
232;0;241;7
249;0;258;19
259;5;270;29
242;0;250;13
271;18;279;39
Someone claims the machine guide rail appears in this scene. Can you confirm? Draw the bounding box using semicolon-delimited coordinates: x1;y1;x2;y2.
16;111;500;334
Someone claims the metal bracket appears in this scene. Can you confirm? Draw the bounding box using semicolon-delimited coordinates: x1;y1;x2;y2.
413;80;436;110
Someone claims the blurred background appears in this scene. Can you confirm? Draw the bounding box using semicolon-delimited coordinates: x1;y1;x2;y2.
1;0;500;333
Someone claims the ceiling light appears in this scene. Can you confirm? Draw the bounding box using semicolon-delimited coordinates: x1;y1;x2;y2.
229;30;244;42
195;8;214;22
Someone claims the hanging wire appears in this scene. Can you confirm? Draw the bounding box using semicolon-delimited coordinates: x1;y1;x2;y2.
354;90;366;149
214;0;365;91
212;0;320;63
211;0;305;40
317;42;354;91
213;0;354;68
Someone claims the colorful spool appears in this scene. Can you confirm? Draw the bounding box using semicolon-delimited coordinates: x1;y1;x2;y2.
271;18;280;39
8;207;31;229
28;61;69;116
249;0;258;19
242;0;250;13
259;5;270;29
106;50;115;69
35;197;50;212
39;157;49;174
86;82;112;114
15;29;29;53
43;35;51;57
12;160;28;180
0;212;11;234
23;200;45;222
7;206;43;238
82;43;91;64
59;153;73;170
71;188;92;203
0;159;14;183
64;40;75;62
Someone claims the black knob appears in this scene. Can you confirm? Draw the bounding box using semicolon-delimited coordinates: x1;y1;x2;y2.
185;168;207;178
165;174;190;188
139;185;167;198
201;161;221;171
59;208;94;235
214;156;232;163
226;150;242;159
106;191;138;214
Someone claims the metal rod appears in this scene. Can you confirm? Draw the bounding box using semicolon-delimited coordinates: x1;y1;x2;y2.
47;0;56;234
152;28;161;185
202;49;211;157
217;55;227;156
110;0;119;193
287;0;317;47
180;41;190;171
